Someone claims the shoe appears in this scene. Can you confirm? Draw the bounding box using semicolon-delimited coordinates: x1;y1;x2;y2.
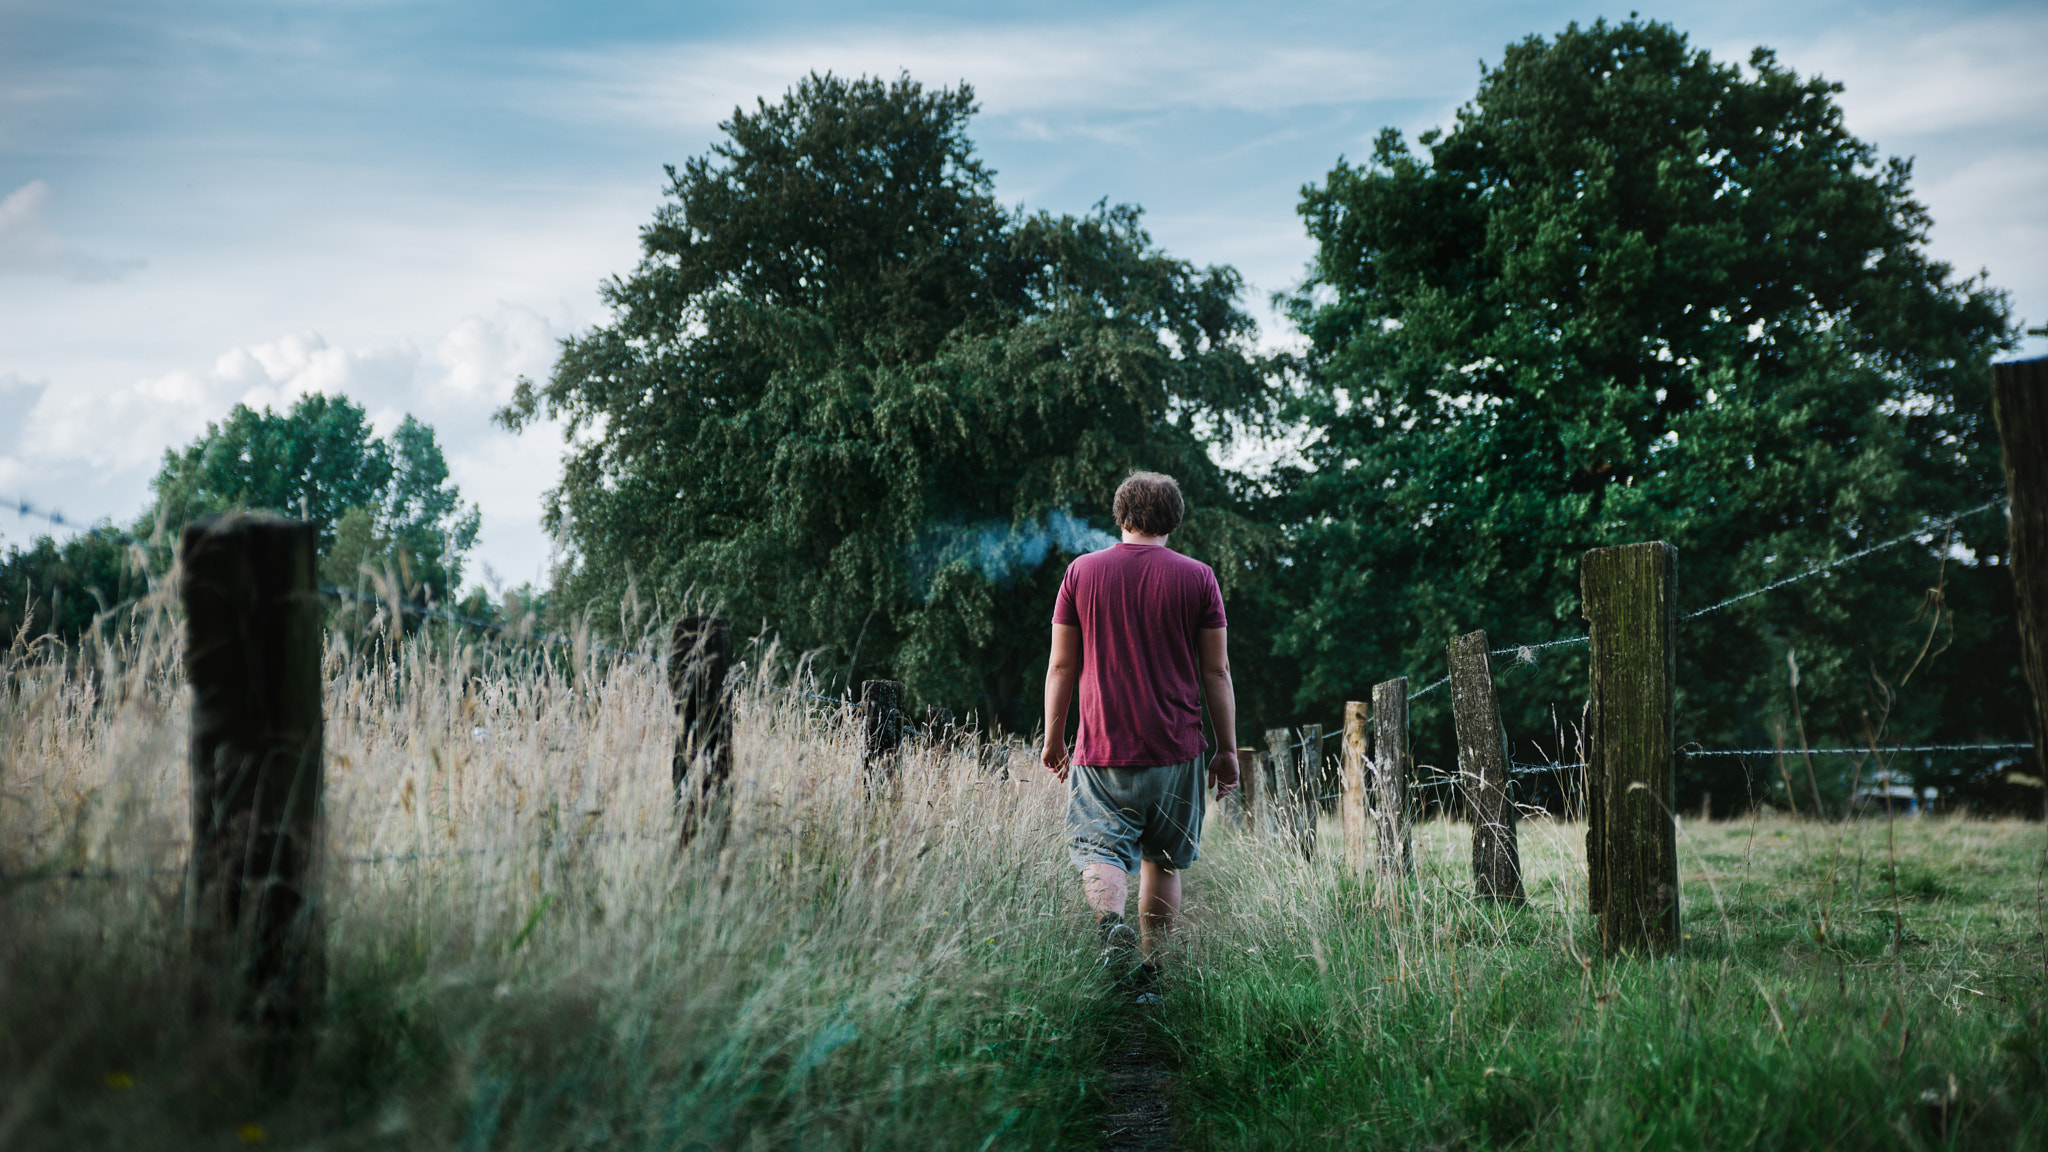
1131;960;1163;1004
1098;912;1139;974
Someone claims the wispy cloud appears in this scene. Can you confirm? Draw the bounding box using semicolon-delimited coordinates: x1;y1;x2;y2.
1781;7;2048;141
0;180;146;282
535;19;1452;137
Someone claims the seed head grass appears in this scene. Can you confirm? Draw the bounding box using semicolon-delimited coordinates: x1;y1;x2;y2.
1;608;1112;1149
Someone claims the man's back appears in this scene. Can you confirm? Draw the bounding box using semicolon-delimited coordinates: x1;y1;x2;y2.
1053;542;1226;767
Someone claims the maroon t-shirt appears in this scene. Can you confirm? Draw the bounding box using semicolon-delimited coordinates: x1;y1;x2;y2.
1052;543;1228;767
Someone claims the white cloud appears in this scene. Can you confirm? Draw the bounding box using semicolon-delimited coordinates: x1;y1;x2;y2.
1785;8;2048;141
0;180;146;282
540;19;1449;136
3;304;571;586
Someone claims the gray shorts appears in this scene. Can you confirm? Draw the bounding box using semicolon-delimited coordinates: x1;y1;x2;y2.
1066;756;1206;873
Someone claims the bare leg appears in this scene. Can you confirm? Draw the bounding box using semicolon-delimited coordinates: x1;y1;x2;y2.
1081;861;1129;916
1137;860;1182;959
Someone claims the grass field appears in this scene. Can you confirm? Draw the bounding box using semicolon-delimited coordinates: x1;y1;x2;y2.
1169;809;2047;1150
2;619;2044;1149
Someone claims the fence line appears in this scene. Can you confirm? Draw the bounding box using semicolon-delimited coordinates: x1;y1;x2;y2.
1386;493;2006;701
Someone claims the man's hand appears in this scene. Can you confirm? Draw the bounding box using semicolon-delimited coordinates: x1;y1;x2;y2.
1208;748;1240;799
1041;736;1071;783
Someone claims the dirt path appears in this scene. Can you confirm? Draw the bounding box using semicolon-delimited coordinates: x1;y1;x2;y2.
1096;1003;1174;1151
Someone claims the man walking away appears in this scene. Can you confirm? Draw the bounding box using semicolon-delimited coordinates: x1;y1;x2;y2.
1041;471;1240;993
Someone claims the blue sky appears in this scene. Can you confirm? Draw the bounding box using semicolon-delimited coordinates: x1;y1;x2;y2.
3;0;2043;592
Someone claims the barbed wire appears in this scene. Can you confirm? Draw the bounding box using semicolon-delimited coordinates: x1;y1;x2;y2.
1681;496;2004;620
1683;742;2032;758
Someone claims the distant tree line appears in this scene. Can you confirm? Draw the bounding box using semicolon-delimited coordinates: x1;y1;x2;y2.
1;393;484;644
8;18;2033;811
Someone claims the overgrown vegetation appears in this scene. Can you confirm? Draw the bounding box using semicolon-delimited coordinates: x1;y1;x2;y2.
0;605;1110;1149
3;599;2043;1148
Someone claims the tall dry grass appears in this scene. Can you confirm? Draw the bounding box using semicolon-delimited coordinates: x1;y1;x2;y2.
0;595;1109;1149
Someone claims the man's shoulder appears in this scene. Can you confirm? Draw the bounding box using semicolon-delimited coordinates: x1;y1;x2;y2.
1067;545;1216;582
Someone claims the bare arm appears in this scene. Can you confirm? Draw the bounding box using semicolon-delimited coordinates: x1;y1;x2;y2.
1041;623;1082;781
1198;627;1240;796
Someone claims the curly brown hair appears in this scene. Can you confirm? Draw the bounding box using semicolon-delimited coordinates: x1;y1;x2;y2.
1113;472;1184;537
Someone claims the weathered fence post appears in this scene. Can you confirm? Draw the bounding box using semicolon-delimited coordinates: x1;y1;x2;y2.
1371;678;1412;877
1340;702;1371;877
1449;630;1523;902
1582;542;1681;956
1266;728;1314;861
1994;356;2048;787
861;679;904;783
182;512;325;1063
670;615;733;846
1253;750;1277;840
1228;745;1259;829
1301;723;1333;815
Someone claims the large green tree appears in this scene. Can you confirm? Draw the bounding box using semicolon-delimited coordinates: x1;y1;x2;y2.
145;393;480;604
498;73;1278;729
1280;19;2019;809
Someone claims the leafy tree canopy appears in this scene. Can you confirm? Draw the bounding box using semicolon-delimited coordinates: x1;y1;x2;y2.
1279;18;2018;808
500;73;1279;729
144;393;480;604
0;528;139;648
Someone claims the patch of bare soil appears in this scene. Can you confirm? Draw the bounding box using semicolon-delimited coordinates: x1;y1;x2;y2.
1097;1003;1174;1151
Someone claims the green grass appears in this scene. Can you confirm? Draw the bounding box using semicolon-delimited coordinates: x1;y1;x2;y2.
1162;811;2048;1150
5;615;2045;1149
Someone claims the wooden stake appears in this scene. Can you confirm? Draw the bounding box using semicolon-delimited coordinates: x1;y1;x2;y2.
181;512;325;1061
1301;723;1331;815
1993;356;2048;786
1231;745;1259;829
1582;542;1681;956
1340;702;1371;878
1371;678;1412;877
670;615;733;845
1266;727;1313;861
1449;630;1523;902
1253;751;1276;840
861;679;904;781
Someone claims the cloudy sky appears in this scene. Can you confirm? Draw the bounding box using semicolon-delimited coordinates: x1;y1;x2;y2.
3;0;2042;594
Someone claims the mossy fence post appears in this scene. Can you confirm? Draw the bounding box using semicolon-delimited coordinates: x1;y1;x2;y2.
862;679;904;785
181;512;325;1068
1449;630;1523;902
1582;542;1680;956
1340;702;1371;877
1371;678;1412;877
1993;356;2048;790
670;615;733;846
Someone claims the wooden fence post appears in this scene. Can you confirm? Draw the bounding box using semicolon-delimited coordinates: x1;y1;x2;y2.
1298;726;1322;860
1340;702;1371;877
670;616;733;845
1449;630;1523;902
1253;751;1277;840
1993;356;2048;787
861;679;904;781
1301;723;1332;816
1230;745;1259;829
1266;728;1313;861
1582;542;1681;956
181;512;325;1061
1371;678;1412;876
